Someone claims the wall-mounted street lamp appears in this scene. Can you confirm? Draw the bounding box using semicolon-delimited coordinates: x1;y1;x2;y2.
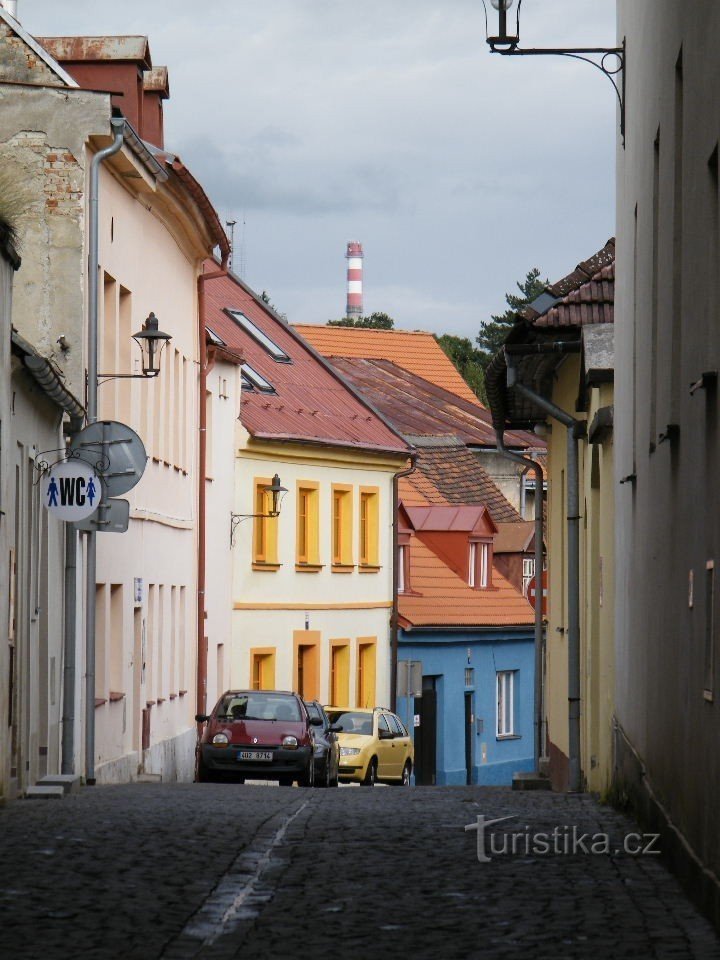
98;312;172;384
230;473;288;546
482;0;625;143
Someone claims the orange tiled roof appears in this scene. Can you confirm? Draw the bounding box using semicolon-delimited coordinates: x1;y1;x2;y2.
293;325;480;405
399;472;446;506
399;537;534;628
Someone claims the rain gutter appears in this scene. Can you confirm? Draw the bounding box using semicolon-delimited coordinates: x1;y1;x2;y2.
84;116;125;785
390;453;417;713
505;344;586;793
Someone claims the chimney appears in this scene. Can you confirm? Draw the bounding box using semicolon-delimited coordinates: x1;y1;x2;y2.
0;2;18;19
346;240;363;320
142;66;169;149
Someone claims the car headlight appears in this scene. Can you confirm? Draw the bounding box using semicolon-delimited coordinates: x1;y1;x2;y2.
340;746;361;757
282;735;298;749
212;733;229;746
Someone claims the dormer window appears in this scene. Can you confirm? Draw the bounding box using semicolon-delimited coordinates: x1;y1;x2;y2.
226;309;291;362
469;539;491;589
241;364;275;393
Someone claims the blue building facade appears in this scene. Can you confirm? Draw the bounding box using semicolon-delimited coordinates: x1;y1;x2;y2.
397;627;535;786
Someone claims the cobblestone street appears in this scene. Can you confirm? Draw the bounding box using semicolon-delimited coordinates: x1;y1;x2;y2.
1;783;718;960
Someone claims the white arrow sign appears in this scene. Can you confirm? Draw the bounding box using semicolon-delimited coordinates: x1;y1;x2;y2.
42;460;101;521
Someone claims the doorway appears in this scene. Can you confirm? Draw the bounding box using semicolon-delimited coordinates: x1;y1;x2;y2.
414;676;437;785
464;691;474;785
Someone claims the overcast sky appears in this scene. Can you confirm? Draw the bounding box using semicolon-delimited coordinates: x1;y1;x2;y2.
22;0;617;339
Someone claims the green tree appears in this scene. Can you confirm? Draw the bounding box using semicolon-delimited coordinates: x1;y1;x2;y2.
260;290;287;321
327;312;395;329
436;334;487;404
476;267;548;370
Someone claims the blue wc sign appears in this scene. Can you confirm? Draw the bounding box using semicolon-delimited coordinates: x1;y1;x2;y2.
42;460;101;522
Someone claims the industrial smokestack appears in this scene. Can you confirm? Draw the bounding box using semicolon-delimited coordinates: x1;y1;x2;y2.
346;240;363;320
0;1;18;19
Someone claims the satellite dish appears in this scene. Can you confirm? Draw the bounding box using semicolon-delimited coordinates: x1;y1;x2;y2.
68;420;147;497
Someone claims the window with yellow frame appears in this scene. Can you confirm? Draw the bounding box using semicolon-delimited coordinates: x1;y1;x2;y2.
331;484;353;569
252;478;279;567
296;482;320;567
359;487;380;569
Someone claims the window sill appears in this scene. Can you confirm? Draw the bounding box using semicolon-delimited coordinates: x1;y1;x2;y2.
358;564;381;574
109;691;125;702
331;563;355;573
252;561;281;572
496;734;521;741
295;562;324;573
94;697;107;708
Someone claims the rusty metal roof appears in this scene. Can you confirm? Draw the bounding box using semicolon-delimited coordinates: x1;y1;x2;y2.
327;356;537;449
293;325;481;404
37;36;152;67
202;264;410;456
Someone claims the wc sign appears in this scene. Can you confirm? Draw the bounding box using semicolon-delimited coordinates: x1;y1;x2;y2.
42;460;101;521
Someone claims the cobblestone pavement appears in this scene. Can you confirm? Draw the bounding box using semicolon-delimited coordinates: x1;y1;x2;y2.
1;783;719;960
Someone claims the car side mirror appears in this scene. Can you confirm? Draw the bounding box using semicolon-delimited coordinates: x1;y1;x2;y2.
195;714;209;723
329;724;342;733
379;729;394;740
310;716;323;726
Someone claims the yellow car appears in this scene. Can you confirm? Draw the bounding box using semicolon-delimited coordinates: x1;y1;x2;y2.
324;707;414;786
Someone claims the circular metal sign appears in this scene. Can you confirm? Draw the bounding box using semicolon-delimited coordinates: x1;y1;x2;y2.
42;460;101;521
68;420;147;497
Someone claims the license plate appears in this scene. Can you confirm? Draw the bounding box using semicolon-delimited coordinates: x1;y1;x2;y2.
237;750;273;762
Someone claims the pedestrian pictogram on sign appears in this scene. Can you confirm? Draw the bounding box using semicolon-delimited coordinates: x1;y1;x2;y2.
527;570;548;616
42;460;102;522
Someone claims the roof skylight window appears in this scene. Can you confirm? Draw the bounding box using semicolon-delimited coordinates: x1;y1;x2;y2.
226;309;291;363
241;364;276;393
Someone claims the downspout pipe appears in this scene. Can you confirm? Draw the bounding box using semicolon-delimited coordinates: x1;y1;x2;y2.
494;431;545;774
197;257;228;728
506;348;585;793
390;453;417;713
84;117;125;786
62;414;84;774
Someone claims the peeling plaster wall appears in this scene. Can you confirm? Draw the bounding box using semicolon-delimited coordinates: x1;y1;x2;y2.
0;83;110;397
0;20;65;86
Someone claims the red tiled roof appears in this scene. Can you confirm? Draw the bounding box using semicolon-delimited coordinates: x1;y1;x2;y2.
201;265;409;456
535;261;614;328
399;536;534;628
327;356;538;449
410;442;521;523
293;325;481;405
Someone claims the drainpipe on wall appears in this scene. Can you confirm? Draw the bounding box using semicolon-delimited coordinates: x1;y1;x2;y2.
84;117;125;785
62;414;84;774
494;431;545;774
390;453;416;713
196;258;228;727
505;346;585;793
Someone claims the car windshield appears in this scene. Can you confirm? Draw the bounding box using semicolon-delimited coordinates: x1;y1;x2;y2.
326;711;373;735
216;693;301;722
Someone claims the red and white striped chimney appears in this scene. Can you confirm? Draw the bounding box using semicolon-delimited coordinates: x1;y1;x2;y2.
346;240;363;320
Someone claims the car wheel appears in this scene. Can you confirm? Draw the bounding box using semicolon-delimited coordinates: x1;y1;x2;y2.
393;761;411;786
298;758;315;788
318;759;331;788
361;757;377;787
196;756;216;783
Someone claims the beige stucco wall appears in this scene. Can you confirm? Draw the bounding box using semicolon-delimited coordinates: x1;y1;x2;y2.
230;437;404;710
0;251;14;798
93;163;203;783
616;0;720;909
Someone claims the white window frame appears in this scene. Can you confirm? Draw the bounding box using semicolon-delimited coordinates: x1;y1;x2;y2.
479;541;489;588
496;670;515;738
522;557;535;597
398;544;406;593
468;542;477;587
